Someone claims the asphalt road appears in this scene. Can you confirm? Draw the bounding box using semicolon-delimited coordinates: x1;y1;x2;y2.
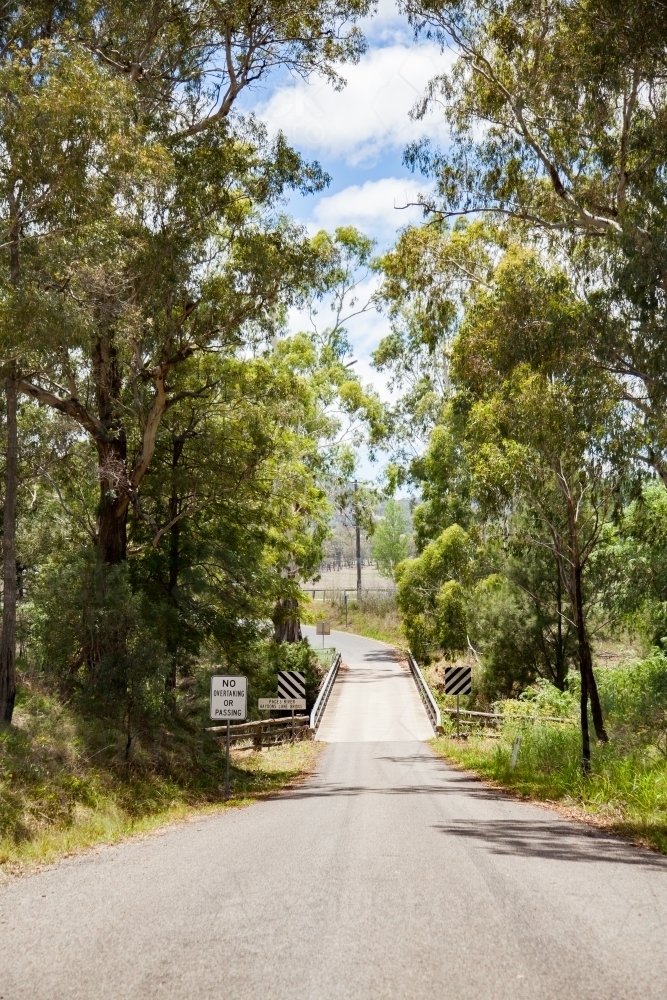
2;629;667;999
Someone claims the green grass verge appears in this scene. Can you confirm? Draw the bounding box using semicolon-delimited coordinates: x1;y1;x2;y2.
431;722;667;853
0;673;322;878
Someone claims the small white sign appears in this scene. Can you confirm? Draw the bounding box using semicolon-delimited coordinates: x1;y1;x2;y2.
258;697;306;710
210;675;247;720
316;621;331;635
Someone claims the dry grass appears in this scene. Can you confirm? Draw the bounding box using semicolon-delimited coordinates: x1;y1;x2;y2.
311;595;406;648
0;672;322;879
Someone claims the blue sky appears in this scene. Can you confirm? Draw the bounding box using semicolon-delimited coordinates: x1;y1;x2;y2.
242;1;451;479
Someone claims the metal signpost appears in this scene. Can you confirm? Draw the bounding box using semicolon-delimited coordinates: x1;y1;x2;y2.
210;675;247;799
316;620;331;647
278;670;306;740
444;665;472;735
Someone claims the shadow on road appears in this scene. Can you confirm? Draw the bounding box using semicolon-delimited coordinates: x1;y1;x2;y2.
361;650;402;662
432;819;667;869
283;779;528;803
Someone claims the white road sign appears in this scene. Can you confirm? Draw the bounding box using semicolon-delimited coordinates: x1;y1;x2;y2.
258;697;306;710
210;675;247;720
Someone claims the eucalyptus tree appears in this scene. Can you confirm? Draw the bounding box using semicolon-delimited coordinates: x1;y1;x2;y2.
0;0;375;720
96;348;332;686
9;0;374;566
0;24;139;720
452;247;629;768
371;499;411;579
398;0;667;481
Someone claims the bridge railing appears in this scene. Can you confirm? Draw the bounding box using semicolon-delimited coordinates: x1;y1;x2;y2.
207;715;312;749
310;651;342;732
408;651;443;735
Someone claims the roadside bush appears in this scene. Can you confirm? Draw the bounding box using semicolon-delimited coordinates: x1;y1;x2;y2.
30;548;170;740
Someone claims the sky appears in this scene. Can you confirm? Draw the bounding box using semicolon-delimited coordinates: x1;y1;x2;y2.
240;1;451;482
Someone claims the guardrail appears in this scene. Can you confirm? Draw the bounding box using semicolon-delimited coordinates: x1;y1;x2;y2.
408;651;442;734
207;715;311;749
310;651;342;732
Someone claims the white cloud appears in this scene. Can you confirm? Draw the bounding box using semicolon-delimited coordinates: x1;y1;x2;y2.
308;176;430;245
363;0;413;45
257;42;450;165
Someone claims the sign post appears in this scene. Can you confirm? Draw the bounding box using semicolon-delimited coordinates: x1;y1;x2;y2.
210;675;247;799
444;666;472;738
225;719;230;798
316;620;331;647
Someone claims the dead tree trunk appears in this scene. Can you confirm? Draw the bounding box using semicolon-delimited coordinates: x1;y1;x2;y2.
0;377;18;723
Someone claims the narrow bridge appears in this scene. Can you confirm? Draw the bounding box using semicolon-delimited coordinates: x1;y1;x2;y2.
304;626;434;742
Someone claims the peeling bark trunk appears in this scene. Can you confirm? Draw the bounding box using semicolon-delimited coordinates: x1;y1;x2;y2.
554;479;608;771
0;378;18;724
273;566;302;644
165;436;185;690
93;334;130;564
1;190;20;724
272;599;303;644
97;435;128;564
554;568;566;691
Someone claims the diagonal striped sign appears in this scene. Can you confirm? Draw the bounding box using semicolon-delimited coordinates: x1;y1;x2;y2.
444;665;472;696
277;670;305;700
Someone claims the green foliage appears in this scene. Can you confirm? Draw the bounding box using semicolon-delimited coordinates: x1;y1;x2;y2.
471;575;547;698
396;524;473;659
434;580;467;656
31;549;169;726
371;499;411;579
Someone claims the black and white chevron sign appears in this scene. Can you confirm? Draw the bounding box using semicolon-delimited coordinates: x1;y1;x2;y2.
277;670;305;700
444;665;472;696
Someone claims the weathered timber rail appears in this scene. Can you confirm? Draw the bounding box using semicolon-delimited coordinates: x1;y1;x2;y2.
207;715;311;749
408;652;442;734
439;707;575;728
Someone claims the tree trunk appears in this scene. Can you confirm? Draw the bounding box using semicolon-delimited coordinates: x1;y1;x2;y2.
0;378;18;724
572;563;608;749
165;436;185;690
554;567;566;691
97;436;128;564
579;642;591;774
272;599;303;644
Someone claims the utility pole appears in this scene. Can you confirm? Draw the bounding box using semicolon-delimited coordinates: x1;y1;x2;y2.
354;481;362;602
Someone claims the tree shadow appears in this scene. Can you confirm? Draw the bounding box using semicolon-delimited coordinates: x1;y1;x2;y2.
432;819;667;869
